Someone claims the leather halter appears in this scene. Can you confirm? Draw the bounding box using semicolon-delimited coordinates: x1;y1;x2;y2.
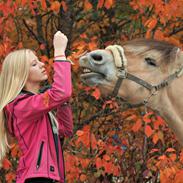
105;45;183;107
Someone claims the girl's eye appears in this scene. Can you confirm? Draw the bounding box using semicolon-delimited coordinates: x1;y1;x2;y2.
32;62;37;66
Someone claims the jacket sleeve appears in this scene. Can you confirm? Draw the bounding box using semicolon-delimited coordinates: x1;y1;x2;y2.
14;61;72;121
56;103;73;138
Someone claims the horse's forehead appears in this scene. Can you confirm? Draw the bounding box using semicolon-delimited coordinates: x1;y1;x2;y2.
124;45;163;59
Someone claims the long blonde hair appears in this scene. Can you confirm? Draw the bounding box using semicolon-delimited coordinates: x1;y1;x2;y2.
0;49;31;166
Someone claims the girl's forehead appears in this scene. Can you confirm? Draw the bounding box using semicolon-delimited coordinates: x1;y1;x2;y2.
28;51;38;64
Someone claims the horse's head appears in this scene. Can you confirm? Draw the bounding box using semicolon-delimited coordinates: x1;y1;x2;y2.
79;39;183;105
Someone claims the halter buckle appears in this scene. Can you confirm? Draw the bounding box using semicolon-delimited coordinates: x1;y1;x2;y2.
117;69;127;79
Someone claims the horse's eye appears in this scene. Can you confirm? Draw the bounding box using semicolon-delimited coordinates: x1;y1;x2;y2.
145;57;157;67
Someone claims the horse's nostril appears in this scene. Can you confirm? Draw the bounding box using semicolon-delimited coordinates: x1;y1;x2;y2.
91;54;102;61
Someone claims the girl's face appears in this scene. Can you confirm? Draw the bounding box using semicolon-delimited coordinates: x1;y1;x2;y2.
27;51;48;84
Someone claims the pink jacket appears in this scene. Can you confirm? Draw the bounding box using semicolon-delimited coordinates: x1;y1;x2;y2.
4;61;73;183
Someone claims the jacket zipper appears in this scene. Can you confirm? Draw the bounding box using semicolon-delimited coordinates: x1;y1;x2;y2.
48;114;62;177
36;141;44;170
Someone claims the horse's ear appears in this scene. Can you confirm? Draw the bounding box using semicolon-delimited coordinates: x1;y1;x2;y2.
168;48;183;72
174;48;183;64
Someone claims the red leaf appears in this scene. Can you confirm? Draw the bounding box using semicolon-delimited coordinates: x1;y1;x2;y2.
143;112;153;123
92;88;101;100
97;0;104;9
96;157;103;169
5;172;16;183
61;1;68;12
145;125;153;137
2;158;12;170
166;148;176;153
84;0;92;11
104;0;114;9
103;154;110;161
40;44;45;50
149;148;159;154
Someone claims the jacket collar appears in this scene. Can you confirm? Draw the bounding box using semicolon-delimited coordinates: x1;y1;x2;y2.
20;89;35;95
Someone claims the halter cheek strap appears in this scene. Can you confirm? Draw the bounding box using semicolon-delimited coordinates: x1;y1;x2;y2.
105;45;183;106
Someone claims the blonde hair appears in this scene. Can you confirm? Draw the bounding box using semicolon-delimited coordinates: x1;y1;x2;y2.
0;49;31;166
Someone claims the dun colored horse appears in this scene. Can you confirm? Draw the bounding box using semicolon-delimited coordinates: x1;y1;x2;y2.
79;39;183;145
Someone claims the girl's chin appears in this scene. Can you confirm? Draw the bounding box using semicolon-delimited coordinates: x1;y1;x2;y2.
41;75;48;81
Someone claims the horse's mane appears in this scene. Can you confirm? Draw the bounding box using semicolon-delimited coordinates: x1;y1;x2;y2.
122;39;179;64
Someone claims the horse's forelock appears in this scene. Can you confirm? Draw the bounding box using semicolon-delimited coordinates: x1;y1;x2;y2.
122;39;179;64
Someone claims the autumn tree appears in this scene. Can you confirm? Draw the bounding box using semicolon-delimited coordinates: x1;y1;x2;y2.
0;0;183;182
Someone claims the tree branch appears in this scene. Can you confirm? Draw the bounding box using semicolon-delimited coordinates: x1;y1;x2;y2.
168;26;183;36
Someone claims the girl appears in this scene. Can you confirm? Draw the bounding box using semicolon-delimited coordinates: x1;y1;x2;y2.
0;31;73;183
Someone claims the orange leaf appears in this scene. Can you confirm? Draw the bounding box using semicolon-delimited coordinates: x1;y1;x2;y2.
145;29;152;39
157;131;164;144
92;88;101;100
76;130;84;137
80;158;90;169
104;0;114;9
174;170;183;183
40;55;48;63
113;165;120;176
179;149;183;164
166;148;176;153
91;133;97;150
88;41;97;50
154;116;165;130
143;112;153;123
103;154;110;161
21;0;27;6
169;153;176;161
97;0;104;9
152;133;159;144
154;29;165;41
5;172;16;183
104;161;113;174
61;1;68;12
2;158;12;170
145;125;153;137
96;157;103;169
147;18;157;29
41;0;47;10
50;1;61;13
84;0;92;11
80;174;87;182
132;119;142;132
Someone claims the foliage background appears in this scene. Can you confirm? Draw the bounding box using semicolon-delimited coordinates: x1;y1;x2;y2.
0;0;183;182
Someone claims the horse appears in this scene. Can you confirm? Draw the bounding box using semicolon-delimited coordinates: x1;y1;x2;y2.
79;39;183;146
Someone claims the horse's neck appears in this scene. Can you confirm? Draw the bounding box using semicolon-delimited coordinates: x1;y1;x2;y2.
150;78;183;146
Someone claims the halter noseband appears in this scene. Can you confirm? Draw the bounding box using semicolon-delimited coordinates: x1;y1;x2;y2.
105;45;183;107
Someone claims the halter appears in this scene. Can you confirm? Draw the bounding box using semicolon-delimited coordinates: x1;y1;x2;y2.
105;45;183;107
